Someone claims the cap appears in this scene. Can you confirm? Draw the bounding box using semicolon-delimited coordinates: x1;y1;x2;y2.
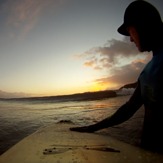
118;0;162;36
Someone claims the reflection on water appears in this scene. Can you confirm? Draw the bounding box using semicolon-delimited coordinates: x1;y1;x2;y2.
0;95;130;155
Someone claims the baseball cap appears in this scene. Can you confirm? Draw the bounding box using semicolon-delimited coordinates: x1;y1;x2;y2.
117;0;162;36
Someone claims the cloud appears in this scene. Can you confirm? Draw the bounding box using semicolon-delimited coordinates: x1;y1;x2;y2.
80;37;144;68
95;60;145;86
77;37;152;89
2;0;68;39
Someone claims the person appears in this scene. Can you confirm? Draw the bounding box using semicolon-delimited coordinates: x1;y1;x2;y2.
70;0;163;153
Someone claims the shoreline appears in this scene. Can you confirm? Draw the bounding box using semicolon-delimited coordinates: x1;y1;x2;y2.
0;95;143;155
1;106;144;156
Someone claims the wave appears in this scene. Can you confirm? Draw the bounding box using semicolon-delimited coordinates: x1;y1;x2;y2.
0;90;117;103
116;88;135;96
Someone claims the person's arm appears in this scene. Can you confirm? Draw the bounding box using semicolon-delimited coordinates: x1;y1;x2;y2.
70;81;143;133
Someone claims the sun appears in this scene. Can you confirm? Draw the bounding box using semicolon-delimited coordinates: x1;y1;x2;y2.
88;81;120;92
89;82;106;92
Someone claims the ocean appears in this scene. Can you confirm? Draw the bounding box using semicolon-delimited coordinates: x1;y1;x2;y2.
0;95;131;155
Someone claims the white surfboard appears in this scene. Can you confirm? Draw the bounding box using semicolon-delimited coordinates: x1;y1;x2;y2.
0;123;163;163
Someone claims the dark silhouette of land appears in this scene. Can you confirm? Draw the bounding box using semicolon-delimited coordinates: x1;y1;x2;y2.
0;82;136;102
2;90;116;102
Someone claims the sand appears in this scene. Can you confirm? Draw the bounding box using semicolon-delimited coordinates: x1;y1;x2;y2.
1;122;163;163
97;106;144;147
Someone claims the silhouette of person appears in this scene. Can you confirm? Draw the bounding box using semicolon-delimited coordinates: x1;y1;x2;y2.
70;0;163;153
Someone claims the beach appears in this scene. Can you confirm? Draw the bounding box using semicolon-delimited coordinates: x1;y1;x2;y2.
0;95;144;155
98;106;144;147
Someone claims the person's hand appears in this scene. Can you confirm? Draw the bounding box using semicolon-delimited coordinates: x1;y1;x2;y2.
70;125;96;133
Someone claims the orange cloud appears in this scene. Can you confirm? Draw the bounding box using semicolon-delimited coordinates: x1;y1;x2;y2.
78;37;152;89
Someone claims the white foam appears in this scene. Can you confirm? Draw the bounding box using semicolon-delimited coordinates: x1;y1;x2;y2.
116;88;135;96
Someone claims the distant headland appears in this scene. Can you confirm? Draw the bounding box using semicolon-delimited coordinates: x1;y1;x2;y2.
0;82;137;102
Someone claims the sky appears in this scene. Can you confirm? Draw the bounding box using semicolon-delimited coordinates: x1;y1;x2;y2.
0;0;163;98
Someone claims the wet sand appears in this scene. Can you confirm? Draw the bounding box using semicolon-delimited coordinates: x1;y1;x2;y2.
98;106;144;147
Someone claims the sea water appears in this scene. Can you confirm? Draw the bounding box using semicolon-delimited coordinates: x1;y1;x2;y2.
0;95;130;155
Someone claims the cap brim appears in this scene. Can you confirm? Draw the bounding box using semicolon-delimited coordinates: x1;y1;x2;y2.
117;24;130;36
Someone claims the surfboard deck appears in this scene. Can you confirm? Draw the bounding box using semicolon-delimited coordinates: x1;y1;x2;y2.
0;123;163;163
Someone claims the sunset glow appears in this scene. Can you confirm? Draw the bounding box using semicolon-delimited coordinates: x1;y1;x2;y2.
0;0;162;98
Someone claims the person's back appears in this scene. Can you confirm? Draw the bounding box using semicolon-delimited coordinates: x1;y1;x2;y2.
139;48;163;152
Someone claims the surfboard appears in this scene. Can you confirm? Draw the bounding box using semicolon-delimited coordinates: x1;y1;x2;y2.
0;123;163;163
